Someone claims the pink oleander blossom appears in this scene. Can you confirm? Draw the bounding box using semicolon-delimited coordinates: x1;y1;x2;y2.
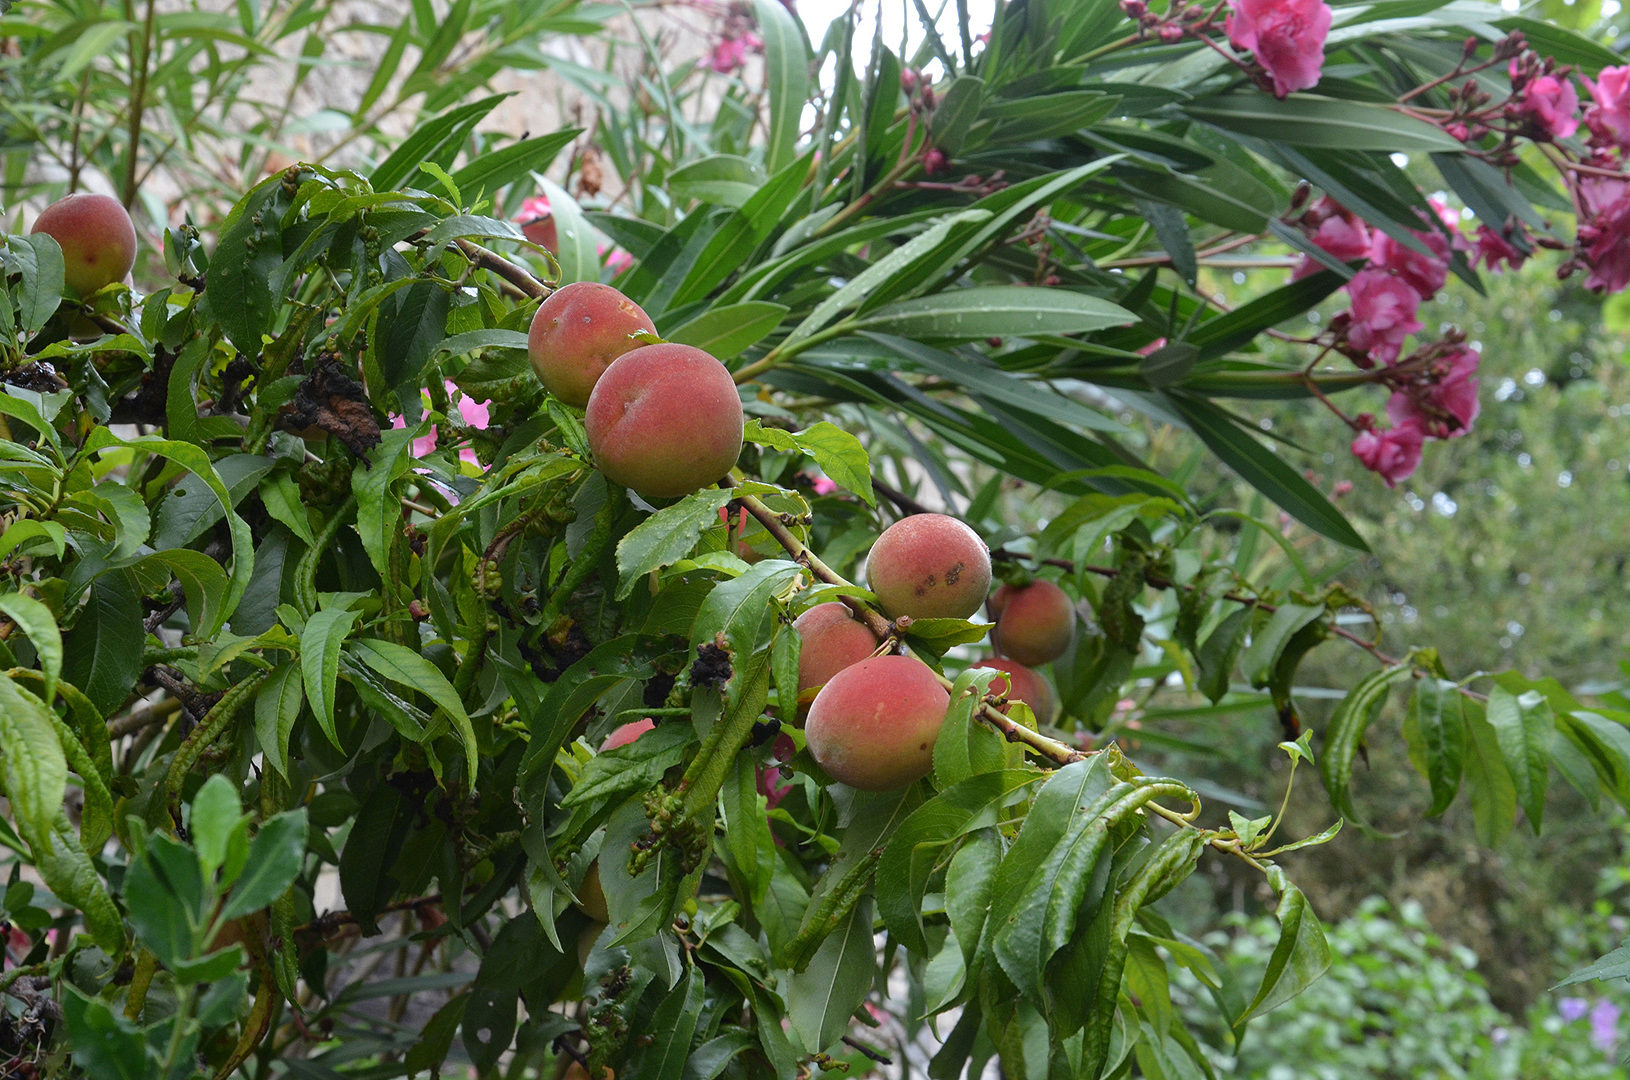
1386;347;1480;439
517;196;551;223
1351;421;1424;487
1581;191;1630;293
1224;0;1332;98
1293;206;1371;279
1370;227;1450;300
1585;65;1630;149
392;381;490;467
1472;224;1528;272
708;31;762;73
810;476;838;495
1517;72;1581;140
1344;268;1423;364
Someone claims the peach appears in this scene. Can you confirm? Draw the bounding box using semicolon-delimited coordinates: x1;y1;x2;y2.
991;579;1076;665
600;718;654;751
972;658;1056;722
865;514;991;621
805;655;950;791
576;863;610;923
584;343;744;499
792;602;880;699
30;193;137;297
520;214;558;253
528;282;656;406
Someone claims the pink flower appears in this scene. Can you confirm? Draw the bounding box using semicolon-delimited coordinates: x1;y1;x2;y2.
1472;224;1527;272
1137;337;1168;355
1581;190;1630;293
391;381;489;466
1370;228;1449;300
707;32;761;74
1344;268;1423;364
1350;422;1424;487
811;476;838;495
517;196;551;222
1386;346;1479;439
1292;205;1371;279
1516;73;1581;140
923;147;950;175
1585;66;1630;149
596;242;634;275
1224;0;1332;98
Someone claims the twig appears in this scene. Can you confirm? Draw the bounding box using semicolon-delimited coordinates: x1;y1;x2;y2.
107;695;183;737
454;239;552;300
871;478;936;518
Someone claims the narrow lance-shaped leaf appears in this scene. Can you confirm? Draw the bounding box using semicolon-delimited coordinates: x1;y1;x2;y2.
1484;685;1553;833
1319;665;1412;829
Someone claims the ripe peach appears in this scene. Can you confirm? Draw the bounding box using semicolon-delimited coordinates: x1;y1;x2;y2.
972;658;1056;722
600;718;654;751
805;655;950;791
865;514;991;621
991;579;1076;665
584;343;744;499
792;602;880;699
30;193;137;297
528;282;656;406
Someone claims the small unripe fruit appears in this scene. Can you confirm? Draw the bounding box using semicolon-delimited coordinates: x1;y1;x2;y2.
30;193;137;296
866;514;991;621
991;579;1076;665
805;655;950;791
528;282;656;406
585;343;744;499
792;602;880;698
601;718;654;751
972;658;1056;722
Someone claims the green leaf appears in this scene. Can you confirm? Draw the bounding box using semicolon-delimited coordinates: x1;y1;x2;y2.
1237;603;1323;689
1554;939;1630;990
220;809;309;921
370;94;506;192
643;964;707;1080
668;302;789;360
352;425;423;582
875;769;1043;953
349;637;479;778
1559;710;1630;808
10;233;66;332
60;570;143;723
615;489;737;599
669;154;767;208
745;419;876;504
855;286;1136;340
756;0;809;175
930;75;985;156
444;129;578;203
1318;665;1411;829
63;987;149;1080
692;559;803;659
1402;676;1464;817
255;662;304;777
1462;700;1517;847
189;774;245;881
0;593;61;708
1185;93;1465;152
300;607;361;749
562;721;696;807
541;176;597;286
785;897;876;1054
1162;392;1368;550
32;810;123;953
0;675;67;840
1494;16;1623;74
1234;866;1331;1029
1484;686;1552;833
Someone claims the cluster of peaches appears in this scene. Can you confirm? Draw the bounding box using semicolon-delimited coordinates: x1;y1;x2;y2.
533;282;1077;795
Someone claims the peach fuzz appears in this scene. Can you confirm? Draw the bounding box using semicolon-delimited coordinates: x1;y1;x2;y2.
865;513;991;621
971;658;1056;722
805;655;950;791
584;342;744;499
992;579;1076;666
528;282;656;406
792;602;880;699
30;192;137;297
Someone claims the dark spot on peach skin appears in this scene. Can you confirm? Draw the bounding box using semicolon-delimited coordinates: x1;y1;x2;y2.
944;562;964;584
